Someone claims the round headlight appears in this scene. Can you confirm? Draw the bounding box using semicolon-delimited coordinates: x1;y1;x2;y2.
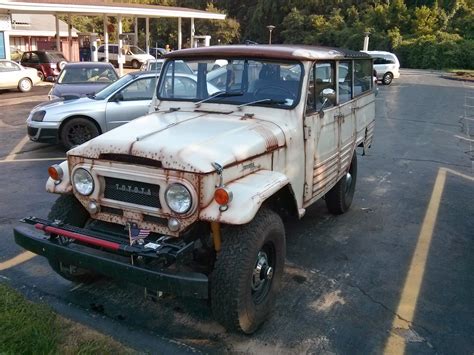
72;168;94;196
165;184;192;214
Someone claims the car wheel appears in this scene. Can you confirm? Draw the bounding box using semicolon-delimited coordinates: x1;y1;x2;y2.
131;60;140;69
18;78;32;92
60;117;100;150
210;208;285;334
47;194;100;283
325;152;357;214
382;72;393;85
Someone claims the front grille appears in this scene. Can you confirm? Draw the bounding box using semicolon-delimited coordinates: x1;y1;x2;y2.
104;177;161;208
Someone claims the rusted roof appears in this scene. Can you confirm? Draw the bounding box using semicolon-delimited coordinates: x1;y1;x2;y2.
165;45;371;61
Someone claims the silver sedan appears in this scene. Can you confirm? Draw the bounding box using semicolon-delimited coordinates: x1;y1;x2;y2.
27;72;159;149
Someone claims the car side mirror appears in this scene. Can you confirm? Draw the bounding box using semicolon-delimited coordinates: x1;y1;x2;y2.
112;92;123;102
318;88;336;117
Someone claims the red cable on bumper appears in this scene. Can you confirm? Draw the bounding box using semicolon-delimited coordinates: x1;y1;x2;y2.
34;223;121;251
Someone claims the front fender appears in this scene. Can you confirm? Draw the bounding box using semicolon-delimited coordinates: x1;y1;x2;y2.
199;170;289;225
46;160;72;194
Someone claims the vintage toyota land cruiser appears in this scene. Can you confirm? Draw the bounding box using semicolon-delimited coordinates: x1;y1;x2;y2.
14;45;375;333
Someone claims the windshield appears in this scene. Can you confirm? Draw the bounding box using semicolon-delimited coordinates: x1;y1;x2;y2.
94;74;134;100
129;46;146;55
158;58;303;109
58;66;118;84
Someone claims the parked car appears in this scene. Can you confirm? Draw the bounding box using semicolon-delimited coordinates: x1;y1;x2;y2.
148;47;166;58
362;50;400;85
140;58;193;74
48;62;119;100
27;72;218;149
16;45;376;334
20;51;67;81
0;59;41;92
97;44;154;69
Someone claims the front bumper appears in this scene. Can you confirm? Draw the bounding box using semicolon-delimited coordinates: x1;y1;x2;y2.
13;223;208;299
27;121;60;144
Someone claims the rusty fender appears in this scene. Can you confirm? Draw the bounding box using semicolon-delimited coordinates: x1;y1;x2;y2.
199;170;289;225
45;160;72;194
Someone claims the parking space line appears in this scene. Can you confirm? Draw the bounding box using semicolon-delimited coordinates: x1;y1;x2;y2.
3;135;30;161
0;157;66;164
0;251;36;271
384;168;473;354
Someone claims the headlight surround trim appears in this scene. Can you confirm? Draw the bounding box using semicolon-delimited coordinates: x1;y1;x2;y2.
165;183;192;214
72;168;94;196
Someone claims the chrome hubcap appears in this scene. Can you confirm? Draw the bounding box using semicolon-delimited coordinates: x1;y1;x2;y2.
251;251;272;292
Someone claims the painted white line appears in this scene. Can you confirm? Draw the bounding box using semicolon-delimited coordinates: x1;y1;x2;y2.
4;135;30;161
454;135;474;142
0;157;66;164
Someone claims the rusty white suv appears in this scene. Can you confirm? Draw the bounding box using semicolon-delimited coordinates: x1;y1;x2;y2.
14;45;376;333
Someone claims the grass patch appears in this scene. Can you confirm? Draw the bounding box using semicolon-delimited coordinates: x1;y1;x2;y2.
0;283;135;355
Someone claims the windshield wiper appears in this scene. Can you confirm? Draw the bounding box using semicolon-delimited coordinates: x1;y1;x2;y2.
194;91;243;107
236;98;286;110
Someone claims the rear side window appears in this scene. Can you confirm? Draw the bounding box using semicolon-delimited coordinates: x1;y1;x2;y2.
338;61;352;104
354;60;372;96
98;46;104;53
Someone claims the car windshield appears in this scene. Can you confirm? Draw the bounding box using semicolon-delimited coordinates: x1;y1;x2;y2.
93;74;135;100
129;46;146;55
158;58;303;109
58;66;118;84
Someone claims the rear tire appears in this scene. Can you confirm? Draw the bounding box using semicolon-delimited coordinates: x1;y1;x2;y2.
325;152;357;214
47;195;99;283
210;208;285;334
18;78;32;92
382;72;393;85
60;117;100;150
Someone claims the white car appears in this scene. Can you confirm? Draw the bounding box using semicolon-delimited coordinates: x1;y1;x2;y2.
362;50;400;85
98;44;154;69
0;60;41;92
140;59;193;75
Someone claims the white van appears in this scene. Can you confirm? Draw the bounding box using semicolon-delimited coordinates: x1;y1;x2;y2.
363;50;400;85
98;44;154;69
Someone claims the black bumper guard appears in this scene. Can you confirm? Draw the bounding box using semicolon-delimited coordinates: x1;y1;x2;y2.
13;217;208;299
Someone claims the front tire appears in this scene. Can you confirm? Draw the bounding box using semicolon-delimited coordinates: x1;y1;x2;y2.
210;208;285;334
382;72;393;85
325;152;357;214
131;60;140;69
47;195;99;283
60;117;100;150
18;78;32;92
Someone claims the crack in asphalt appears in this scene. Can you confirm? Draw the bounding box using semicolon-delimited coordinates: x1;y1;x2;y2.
347;282;438;352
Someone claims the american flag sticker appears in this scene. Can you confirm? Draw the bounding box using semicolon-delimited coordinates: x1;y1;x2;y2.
128;223;150;245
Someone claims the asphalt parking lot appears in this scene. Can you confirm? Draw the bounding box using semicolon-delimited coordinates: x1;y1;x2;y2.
0;70;473;354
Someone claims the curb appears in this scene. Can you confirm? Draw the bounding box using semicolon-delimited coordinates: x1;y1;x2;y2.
440;74;474;83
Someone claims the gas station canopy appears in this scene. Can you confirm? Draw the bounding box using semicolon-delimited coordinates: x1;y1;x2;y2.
0;0;226;20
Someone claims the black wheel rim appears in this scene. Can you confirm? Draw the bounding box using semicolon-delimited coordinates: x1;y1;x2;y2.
251;242;275;305
67;124;93;146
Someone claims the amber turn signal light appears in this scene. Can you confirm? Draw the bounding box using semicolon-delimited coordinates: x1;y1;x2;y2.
48;164;63;181
214;187;233;206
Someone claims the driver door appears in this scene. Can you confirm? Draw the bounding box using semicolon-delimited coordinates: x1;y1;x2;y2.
105;76;157;130
303;61;339;203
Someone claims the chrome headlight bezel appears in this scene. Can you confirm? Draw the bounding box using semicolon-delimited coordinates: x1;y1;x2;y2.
72;168;94;196
165;183;192;214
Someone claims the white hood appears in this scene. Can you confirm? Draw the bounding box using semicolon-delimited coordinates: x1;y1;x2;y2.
68;110;286;173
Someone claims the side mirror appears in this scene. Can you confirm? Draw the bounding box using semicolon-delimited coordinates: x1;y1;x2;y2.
318;88;336;117
112;92;123;102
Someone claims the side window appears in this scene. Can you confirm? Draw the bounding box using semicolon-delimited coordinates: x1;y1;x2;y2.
338;61;352;104
109;45;118;54
30;53;40;63
21;53;30;63
118;77;157;101
353;60;372;96
373;57;384;65
98;46;104;53
306;62;336;113
161;76;197;99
